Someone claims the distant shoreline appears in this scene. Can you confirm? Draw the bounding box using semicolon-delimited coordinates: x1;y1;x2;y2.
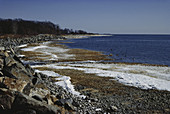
61;34;112;39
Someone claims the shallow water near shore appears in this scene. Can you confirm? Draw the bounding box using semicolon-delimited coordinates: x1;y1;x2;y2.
62;34;170;66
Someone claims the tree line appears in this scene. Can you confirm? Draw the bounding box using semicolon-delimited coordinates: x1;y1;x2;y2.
0;18;92;35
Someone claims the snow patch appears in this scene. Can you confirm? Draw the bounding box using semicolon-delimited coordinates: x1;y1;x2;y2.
34;69;85;98
21;45;48;51
20;43;74;60
35;70;61;77
18;44;28;48
18;55;25;57
33;63;170;91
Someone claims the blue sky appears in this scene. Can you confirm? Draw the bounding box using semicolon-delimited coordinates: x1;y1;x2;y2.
0;0;170;34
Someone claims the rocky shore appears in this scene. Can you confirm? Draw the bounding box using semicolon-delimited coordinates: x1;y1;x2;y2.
0;34;65;49
0;47;103;113
0;34;170;114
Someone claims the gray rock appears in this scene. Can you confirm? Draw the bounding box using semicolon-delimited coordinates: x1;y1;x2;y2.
54;99;65;106
4;56;17;67
56;93;64;99
0;58;4;70
0;47;5;51
12;93;61;114
25;64;35;76
54;98;75;111
0;94;15;110
64;102;75;111
110;105;118;112
34;72;41;79
23;83;33;95
32;77;39;85
10;47;15;54
72;100;79;107
90;98;98;102
0;81;8;89
2;55;32;80
32;95;43;102
14;109;36;114
40;73;47;80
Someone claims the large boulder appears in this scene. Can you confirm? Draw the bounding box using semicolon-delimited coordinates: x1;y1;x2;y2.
55;98;75;111
0;88;15;113
2;54;33;81
12;93;61;114
1;77;28;92
0;49;72;113
0;93;15;110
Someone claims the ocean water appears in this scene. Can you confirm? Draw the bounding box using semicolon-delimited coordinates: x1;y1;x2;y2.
62;35;170;66
19;36;170;92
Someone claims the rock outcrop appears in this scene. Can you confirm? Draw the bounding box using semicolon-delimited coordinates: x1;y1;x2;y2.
0;40;98;113
0;48;63;113
0;39;101;113
0;34;65;50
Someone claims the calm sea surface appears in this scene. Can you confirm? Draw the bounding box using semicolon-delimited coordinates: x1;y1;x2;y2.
62;35;170;66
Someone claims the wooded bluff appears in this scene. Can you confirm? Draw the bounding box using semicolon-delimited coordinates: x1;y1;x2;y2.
0;18;91;35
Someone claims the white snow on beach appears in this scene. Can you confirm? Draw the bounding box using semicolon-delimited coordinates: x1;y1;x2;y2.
35;69;85;98
20;43;74;60
62;34;112;39
32;63;170;91
21;45;48;51
20;41;170;94
17;44;28;48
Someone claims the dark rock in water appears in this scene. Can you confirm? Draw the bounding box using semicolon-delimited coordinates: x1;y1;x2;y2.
12;93;60;114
